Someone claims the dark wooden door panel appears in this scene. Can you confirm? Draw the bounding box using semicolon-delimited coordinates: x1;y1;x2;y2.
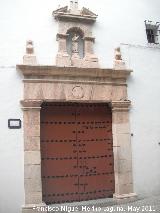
41;102;115;204
41;142;76;158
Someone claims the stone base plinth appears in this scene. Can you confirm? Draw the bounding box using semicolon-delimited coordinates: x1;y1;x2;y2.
22;204;47;213
56;53;71;67
83;55;99;68
114;60;126;70
23;55;37;65
113;193;137;199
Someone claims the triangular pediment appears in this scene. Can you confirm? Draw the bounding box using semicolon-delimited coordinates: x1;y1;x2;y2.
81;7;97;17
53;6;68;14
53;2;97;22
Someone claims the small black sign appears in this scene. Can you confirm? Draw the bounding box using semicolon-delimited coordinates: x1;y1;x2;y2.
8;119;22;129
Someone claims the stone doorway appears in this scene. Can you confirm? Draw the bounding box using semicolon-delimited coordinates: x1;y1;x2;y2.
17;64;137;213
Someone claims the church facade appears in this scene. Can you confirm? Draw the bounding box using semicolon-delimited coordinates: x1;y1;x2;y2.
0;0;160;213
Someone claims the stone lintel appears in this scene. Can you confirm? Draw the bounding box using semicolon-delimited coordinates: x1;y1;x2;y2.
17;65;132;80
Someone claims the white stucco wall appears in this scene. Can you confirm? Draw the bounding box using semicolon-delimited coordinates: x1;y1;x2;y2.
0;67;23;213
0;0;160;212
123;45;160;196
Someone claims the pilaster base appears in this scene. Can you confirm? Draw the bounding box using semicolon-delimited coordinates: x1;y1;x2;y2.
113;59;126;70
56;53;71;67
113;193;137;199
22;203;47;213
83;55;99;68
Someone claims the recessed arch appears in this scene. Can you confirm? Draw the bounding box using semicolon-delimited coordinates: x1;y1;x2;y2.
66;27;84;58
67;27;85;38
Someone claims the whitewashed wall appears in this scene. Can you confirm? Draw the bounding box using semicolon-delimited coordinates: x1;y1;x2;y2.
0;0;160;212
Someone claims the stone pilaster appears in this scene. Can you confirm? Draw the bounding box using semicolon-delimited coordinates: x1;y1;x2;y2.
83;36;99;68
111;101;137;199
21;100;46;213
56;33;71;67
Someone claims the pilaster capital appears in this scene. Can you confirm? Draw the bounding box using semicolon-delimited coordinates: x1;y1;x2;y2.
84;36;95;42
110;100;131;112
56;33;69;40
20;100;43;111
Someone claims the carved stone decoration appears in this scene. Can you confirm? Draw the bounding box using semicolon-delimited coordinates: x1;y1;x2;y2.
114;47;126;70
72;85;84;99
72;34;80;55
53;0;99;68
70;0;79;13
23;40;37;65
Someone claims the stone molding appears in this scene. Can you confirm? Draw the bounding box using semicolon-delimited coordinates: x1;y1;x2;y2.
21;100;43;111
111;100;131;112
17;65;132;79
84;36;95;42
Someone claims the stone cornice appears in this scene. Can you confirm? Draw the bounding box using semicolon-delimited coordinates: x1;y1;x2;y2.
16;65;132;80
21;100;43;110
54;13;97;23
84;36;95;42
111;100;131;111
56;33;69;39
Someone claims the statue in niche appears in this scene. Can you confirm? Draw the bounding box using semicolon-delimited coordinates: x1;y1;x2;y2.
72;33;79;54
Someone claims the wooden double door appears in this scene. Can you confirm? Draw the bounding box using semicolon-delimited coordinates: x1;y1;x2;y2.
40;102;115;204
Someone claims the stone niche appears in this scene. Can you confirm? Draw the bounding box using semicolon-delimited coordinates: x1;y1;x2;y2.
53;1;99;68
17;1;137;213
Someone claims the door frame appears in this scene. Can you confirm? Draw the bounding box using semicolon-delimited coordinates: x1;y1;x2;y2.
17;65;137;213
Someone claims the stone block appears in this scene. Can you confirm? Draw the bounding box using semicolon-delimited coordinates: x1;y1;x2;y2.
117;183;134;195
56;53;71;67
24;124;40;137
24;164;41;179
42;83;65;100
24;151;41;165
22;204;48;213
24;83;43;99
24;178;42;193
22;202;45;213
112;86;127;101
23;55;37;65
118;172;133;185
112;123;130;134
25;192;43;204
24;136;40;151
24;111;40;125
118;159;132;173
112;111;129;124
92;85;112;100
113;133;131;147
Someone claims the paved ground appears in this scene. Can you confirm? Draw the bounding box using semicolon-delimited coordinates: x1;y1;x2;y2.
48;195;160;213
76;195;160;213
